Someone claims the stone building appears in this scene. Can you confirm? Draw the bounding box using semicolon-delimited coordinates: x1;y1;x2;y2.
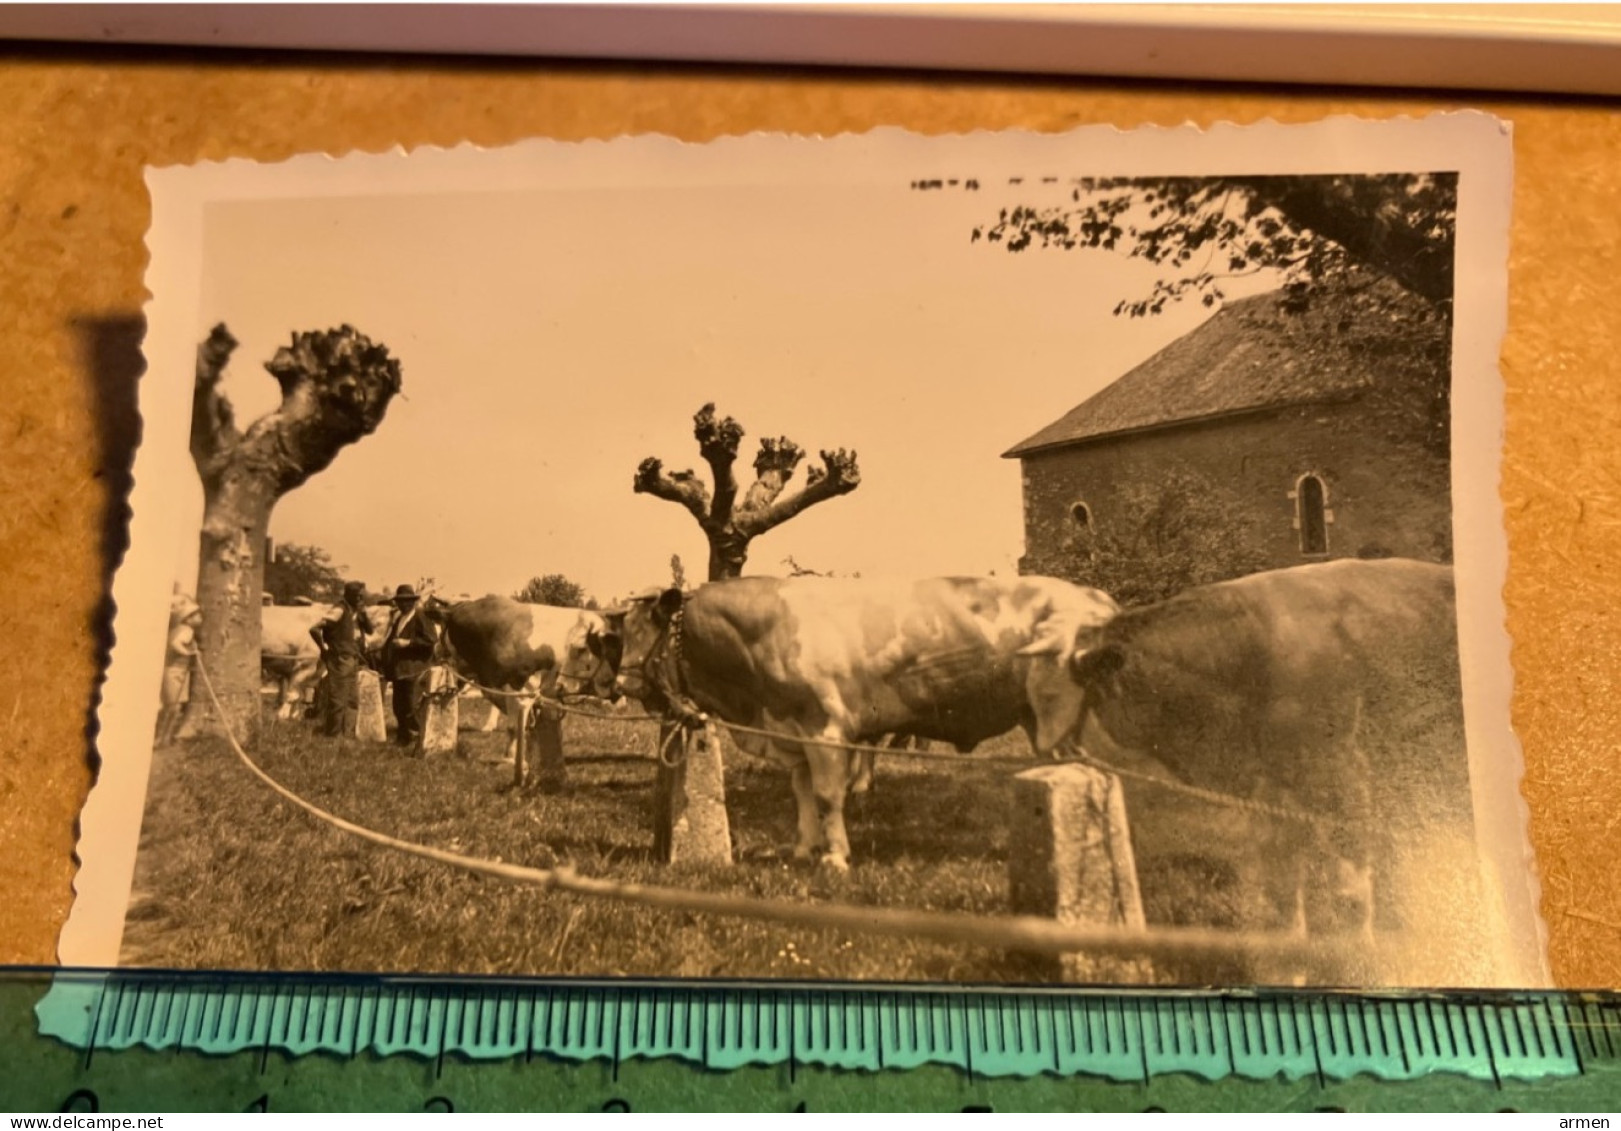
1003;279;1453;603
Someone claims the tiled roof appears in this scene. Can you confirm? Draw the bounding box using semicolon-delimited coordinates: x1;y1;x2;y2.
1003;280;1439;457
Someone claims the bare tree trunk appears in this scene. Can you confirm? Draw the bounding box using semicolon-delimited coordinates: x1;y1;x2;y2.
181;323;402;746
189;475;277;745
635;403;860;582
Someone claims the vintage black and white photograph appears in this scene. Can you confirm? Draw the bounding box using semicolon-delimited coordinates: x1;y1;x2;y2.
62;115;1547;988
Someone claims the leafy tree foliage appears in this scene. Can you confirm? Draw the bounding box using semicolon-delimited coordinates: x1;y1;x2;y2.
514;573;592;609
1056;467;1275;607
263;542;346;605
973;173;1457;318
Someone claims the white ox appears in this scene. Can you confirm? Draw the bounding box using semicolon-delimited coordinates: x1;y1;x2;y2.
260;603;392;720
260;605;330;719
608;575;1121;870
423;595;622;761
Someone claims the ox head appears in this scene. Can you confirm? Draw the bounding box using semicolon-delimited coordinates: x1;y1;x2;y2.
1016;587;1122;755
419;593;452;626
555;610;623;703
605;587;684;708
417;595;466;671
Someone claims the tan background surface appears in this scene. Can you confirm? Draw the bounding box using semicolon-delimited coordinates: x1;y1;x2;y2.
0;46;1616;987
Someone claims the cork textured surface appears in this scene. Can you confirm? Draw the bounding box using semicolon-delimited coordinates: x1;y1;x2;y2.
0;45;1615;986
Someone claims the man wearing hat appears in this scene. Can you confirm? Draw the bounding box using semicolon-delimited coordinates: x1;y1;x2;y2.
380;583;439;748
311;581;376;738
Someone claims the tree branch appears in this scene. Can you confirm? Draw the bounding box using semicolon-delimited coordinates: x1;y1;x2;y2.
633;457;711;523
190;323;241;480
234;325;403;494
740;436;805;513
1241;176;1455;307
740;448;860;535
979;173;1455;314
693;403;743;523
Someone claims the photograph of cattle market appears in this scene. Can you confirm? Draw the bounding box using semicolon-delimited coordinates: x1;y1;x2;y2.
122;163;1529;989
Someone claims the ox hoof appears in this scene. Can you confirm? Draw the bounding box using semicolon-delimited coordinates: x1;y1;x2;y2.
818;854;850;874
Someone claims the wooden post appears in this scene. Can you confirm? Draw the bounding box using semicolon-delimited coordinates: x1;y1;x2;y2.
1008;763;1148;982
419;666;459;757
355;670;388;743
531;703;567;794
653;720;732;866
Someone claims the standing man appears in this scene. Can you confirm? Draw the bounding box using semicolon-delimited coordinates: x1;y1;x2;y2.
311;581;375;738
380;583;438;748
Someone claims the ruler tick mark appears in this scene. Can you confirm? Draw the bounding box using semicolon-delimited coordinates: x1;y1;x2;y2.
1389;1005;1409;1075
965;1015;976;1085
435;1015;447;1079
1561;999;1585;1076
1133;997;1150;1087
1310;1005;1327;1091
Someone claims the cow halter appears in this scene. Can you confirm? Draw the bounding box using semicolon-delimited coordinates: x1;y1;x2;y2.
643;602;707;729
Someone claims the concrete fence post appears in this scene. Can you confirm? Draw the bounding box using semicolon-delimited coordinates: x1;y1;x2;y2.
653;720;732;866
512;703;528;788
531;703;567;794
1008;763;1148;981
419;666;459;757
355;670;388;744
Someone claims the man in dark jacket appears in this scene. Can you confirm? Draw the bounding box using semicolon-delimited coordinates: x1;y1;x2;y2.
312;581;375;738
380;583;438;748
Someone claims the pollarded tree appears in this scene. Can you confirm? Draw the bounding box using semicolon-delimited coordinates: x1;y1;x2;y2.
184;323;402;745
634;403;860;581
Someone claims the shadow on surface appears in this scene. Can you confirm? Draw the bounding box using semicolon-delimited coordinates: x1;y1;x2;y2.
73;313;147;785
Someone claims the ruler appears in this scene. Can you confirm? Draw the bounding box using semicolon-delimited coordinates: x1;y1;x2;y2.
4;970;1619;1112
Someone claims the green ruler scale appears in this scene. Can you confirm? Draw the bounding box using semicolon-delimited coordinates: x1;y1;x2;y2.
4;969;1619;1112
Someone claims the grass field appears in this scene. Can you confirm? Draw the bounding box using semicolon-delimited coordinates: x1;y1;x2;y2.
118;705;1399;985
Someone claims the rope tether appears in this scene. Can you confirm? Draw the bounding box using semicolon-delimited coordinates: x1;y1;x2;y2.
191;653;1356;968
268;651;1330;828
439;668;1330;828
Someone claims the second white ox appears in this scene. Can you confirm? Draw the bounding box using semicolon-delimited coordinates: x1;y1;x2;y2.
608;575;1121;871
260;603;391;720
423;595;622;760
259;604;330;719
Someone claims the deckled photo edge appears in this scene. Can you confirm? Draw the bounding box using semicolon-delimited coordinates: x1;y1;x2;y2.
60;112;1543;991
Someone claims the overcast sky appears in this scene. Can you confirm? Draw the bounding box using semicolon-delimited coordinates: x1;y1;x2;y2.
174;174;1275;604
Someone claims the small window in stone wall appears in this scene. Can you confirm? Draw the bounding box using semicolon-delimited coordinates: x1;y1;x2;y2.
1290;473;1331;555
1069;501;1093;530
